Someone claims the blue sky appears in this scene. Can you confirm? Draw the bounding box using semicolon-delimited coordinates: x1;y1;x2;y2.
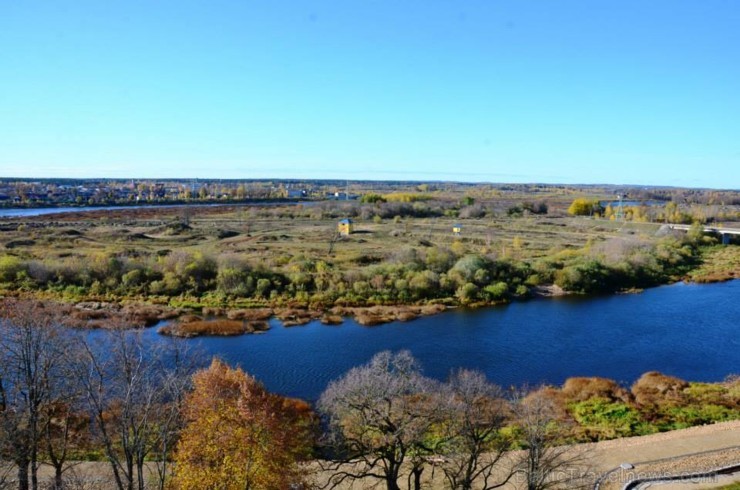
1;1;739;188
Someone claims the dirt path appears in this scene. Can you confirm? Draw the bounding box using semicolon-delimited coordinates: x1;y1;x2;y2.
311;421;740;489
590;420;740;489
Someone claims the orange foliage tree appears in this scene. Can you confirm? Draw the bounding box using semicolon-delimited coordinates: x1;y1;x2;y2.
172;359;316;490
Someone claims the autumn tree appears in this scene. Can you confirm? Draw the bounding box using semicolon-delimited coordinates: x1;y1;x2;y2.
0;299;70;490
436;370;514;490
173;358;315;490
512;389;590;490
318;351;441;490
567;199;603;217
75;330;191;490
42;395;90;490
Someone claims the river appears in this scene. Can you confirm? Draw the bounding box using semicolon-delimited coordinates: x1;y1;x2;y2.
123;280;740;402
0;201;316;218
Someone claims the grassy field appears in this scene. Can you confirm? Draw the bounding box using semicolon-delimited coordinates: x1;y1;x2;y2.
0;206;675;274
0;187;738;330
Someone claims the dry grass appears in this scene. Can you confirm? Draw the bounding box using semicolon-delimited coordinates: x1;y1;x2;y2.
226;308;274;321
561;377;633;404
632;371;690;407
320;314;343;325
332;304;447;326
0;203;677;280
159;319;251;337
275;308;321;326
122;303;180;326
0;297;179;329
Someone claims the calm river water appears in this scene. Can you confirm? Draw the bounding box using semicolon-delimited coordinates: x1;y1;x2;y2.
131;280;739;401
0;201;315;218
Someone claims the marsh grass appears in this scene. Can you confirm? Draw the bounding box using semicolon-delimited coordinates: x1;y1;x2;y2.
159;319;251;337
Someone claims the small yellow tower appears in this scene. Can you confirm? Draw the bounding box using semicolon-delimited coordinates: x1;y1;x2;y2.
338;218;354;235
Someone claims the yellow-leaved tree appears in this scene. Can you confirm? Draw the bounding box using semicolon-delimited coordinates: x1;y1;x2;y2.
567;198;603;216
173;359;316;490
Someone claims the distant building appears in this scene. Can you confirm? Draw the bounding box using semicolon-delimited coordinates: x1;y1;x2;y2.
338;218;354;235
453;224;462;236
287;189;306;199
327;192;359;201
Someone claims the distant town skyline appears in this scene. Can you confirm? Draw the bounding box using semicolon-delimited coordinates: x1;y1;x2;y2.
2;1;739;189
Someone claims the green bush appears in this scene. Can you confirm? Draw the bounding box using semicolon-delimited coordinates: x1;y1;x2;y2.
217;267;253;297
483;281;508;301
570;397;645;439
0;255;25;283
455;282;479;305
555;259;612;293
663;404;739;429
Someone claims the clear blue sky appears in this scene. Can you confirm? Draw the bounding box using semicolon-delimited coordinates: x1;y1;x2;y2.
1;1;739;188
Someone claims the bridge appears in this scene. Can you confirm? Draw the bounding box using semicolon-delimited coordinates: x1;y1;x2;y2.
667;224;740;244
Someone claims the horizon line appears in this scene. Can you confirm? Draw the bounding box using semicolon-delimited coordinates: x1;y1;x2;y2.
0;176;736;192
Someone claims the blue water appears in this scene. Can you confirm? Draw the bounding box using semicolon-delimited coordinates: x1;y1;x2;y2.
0;205;214;218
600;200;665;208
131;280;739;401
0;206;106;218
0;201;317;218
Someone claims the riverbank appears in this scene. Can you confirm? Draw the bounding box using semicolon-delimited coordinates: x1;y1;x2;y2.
0;290;453;333
5;279;736;403
0;273;734;336
0;278;636;336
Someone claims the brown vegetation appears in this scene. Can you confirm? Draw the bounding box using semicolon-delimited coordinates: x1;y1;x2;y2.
159;319;253;337
275;308;321;326
332;304;447;326
632;371;690;407
225;307;273;321
320;314;343;325
561;376;633;404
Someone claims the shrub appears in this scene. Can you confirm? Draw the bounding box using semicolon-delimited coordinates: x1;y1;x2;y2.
483;281;508;301
0;255;26;283
217;267;253;297
664;404;739;429
450;255;490;285
569;398;645;439
555;259;612;293
631;372;689;407
562;377;632;404
424;247;455;273
456;282;479;305
360;193;386;204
